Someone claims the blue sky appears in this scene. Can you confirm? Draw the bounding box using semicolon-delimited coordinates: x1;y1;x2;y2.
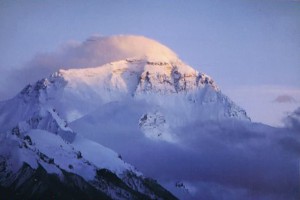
0;0;299;126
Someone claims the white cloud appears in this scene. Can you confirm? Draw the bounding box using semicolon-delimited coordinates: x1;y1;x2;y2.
273;94;297;103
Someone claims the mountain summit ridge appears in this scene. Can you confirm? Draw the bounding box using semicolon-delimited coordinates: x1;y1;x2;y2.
13;56;249;124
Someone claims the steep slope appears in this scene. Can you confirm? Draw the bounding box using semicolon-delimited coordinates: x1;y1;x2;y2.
0;115;177;199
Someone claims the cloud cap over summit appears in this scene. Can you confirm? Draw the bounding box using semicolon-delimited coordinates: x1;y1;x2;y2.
5;35;180;99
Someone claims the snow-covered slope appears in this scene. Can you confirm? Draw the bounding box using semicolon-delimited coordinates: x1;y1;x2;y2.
45;58;248;123
0;107;177;199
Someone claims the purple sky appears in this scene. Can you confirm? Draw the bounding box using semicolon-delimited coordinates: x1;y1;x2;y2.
0;0;299;126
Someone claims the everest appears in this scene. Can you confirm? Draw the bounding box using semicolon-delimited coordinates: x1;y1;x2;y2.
0;35;298;200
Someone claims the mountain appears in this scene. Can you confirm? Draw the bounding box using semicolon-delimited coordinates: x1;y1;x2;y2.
0;35;248;199
0;102;177;199
1;35;297;200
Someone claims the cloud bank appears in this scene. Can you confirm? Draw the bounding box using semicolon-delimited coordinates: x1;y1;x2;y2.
273;95;297;103
71;101;300;200
135;122;299;200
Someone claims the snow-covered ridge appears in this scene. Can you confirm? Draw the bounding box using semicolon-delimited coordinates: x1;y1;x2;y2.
56;58;219;94
2;105;136;176
8;56;249;125
0;128;177;199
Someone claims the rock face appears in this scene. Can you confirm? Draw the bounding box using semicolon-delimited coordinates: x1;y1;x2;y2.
135;61;218;94
139;111;173;142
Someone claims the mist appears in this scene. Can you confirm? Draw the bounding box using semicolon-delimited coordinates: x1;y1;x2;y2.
71;100;300;200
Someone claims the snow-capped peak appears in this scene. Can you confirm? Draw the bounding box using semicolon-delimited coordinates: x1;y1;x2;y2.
6;53;248;127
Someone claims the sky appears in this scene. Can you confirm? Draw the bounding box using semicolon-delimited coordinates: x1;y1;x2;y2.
0;0;299;126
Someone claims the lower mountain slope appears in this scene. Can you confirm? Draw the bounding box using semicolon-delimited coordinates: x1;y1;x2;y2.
0;104;177;200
